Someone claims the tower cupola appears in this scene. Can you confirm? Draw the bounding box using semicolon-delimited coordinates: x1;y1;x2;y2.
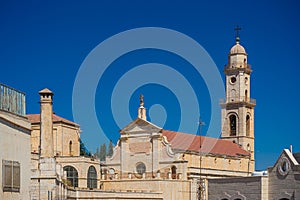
228;39;248;70
227;26;249;71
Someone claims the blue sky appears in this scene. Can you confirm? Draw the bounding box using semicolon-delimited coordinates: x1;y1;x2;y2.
1;1;299;170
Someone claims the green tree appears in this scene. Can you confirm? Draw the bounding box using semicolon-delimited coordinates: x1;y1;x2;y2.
95;147;100;159
80;139;91;156
107;140;114;157
99;143;106;161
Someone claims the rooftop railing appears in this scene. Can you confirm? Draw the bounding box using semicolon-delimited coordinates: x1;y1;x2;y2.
0;83;26;116
220;96;256;105
224;63;252;70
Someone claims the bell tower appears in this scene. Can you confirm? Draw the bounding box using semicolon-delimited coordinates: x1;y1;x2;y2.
220;28;256;161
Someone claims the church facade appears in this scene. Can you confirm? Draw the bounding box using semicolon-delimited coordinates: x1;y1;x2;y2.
100;36;256;199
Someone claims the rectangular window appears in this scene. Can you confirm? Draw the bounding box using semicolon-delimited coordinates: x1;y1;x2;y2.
2;160;20;192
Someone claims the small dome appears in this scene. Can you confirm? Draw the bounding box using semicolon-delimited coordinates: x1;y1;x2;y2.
230;42;246;55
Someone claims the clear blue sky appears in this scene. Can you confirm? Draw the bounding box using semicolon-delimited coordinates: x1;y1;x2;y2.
1;1;299;170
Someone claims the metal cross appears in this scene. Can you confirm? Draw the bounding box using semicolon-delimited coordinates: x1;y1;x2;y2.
234;25;242;38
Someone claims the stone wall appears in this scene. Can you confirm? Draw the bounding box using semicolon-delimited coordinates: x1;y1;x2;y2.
67;187;163;199
185;153;253;178
207;176;268;200
268;154;300;200
30;122;80;157
102;179;193;200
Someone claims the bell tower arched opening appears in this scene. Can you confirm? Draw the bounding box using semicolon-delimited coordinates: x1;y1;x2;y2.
229;115;237;136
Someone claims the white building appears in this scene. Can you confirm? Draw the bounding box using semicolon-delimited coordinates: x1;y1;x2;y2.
0;83;31;200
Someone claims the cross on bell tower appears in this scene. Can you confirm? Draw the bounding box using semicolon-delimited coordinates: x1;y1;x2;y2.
234;25;241;42
220;27;256;164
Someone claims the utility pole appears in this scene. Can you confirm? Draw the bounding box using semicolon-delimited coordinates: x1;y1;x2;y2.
198;117;205;200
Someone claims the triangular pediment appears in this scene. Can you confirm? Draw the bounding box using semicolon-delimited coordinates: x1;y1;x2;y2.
269;149;299;175
120;118;162;135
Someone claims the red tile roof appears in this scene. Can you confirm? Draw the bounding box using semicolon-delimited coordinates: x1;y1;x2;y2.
26;114;79;127
162;130;250;157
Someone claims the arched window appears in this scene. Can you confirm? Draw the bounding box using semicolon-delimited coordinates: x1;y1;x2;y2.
229;115;237;136
247;143;251;151
63;166;78;187
136;162;146;175
69;141;72;156
87;166;97;188
246;115;250;136
245;90;248;101
171;166;177;179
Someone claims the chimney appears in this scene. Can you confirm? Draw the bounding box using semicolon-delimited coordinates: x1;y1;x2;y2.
39;88;54;157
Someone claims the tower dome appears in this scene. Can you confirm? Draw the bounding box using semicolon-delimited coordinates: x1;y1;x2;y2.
227;36;249;70
229;38;247;55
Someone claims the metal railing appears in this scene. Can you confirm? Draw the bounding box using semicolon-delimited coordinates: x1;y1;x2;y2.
0;83;26;116
220;96;256;105
224;63;251;70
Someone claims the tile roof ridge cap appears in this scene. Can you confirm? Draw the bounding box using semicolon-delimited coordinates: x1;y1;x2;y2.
162;129;219;140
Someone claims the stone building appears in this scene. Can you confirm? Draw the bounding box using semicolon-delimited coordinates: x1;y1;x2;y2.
27;88;162;199
207;148;300;200
21;34;257;199
0;83;31;200
28;88;101;199
2;33;299;199
101;35;256;199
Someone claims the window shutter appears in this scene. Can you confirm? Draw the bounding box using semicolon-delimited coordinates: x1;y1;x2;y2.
13;161;20;190
3;160;12;189
2;160;20;192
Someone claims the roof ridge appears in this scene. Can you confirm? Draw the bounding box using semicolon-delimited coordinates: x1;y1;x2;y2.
26;113;79;127
162;129;250;157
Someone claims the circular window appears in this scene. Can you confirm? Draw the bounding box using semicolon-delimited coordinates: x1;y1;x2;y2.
136;163;146;175
109;168;115;175
278;157;290;176
230;77;237;84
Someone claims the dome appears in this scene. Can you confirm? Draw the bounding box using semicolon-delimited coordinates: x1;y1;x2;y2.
230;41;246;55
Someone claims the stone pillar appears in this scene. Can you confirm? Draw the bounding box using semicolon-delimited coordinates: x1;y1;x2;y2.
168;172;172;179
156;171;160;179
39;88;54;158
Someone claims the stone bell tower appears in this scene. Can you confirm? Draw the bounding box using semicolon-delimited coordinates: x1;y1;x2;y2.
220;29;256;161
39;88;54;158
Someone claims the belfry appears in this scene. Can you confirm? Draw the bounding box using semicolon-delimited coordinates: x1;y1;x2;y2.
220;28;256;161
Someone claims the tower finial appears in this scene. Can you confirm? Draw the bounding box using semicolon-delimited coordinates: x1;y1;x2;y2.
234;25;241;43
138;94;146;120
140;94;144;107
